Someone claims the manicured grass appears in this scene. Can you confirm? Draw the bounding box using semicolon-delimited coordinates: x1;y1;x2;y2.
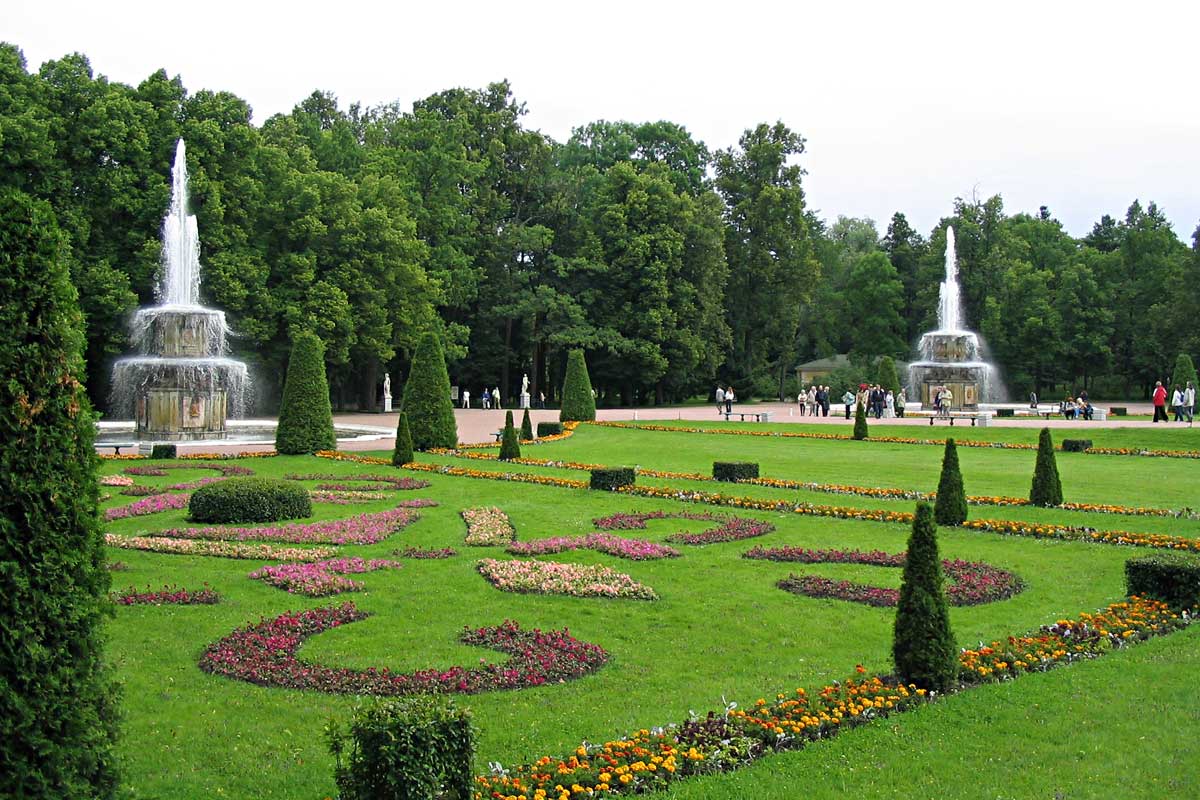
99;424;1200;799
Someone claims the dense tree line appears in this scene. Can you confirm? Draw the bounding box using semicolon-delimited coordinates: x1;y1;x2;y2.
2;43;1197;412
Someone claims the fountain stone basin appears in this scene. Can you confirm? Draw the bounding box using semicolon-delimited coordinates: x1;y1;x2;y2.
131;305;231;358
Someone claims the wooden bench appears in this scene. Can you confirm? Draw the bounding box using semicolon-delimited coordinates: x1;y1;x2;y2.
722;411;773;422
96;442;137;455
492;430;504;442
928;412;989;427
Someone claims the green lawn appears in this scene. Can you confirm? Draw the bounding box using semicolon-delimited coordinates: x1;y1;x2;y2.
100;422;1200;799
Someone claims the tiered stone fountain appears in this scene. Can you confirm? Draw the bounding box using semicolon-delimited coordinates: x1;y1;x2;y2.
907;227;997;409
110;140;248;440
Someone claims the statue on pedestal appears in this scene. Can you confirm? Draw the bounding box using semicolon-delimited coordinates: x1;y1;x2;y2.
383;373;392;413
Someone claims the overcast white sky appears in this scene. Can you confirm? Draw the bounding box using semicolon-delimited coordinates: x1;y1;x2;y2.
6;0;1199;239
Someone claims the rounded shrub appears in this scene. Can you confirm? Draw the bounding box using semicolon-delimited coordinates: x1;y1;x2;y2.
1061;439;1092;453
560;349;596;422
401;332;458;450
537;421;564;438
275;331;336;455
0;188;120;798
933;438;967;526
392;411;414;466
892;502;957;692
498;411;521;461
189;477;312;524
1030;427;1063;506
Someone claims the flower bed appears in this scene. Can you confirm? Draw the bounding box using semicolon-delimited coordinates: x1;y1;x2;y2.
772;555;1023;607
154;505;430;545
473;596;1188;799
396;546;457;559
104;534;335;561
112;584;220;605
284;473;431;491
309;490;389;504
104;493;191;521
250;558;402;596
198;604;608;694
462;507;517;546
508;533;679;561
478;558;659;600
123;462;255;477
592;510;775;546
99;474;134;487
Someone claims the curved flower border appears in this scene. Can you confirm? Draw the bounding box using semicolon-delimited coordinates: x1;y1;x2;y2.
104;534;335;561
112;584;220;605
593;510;775;546
508;533;679;561
250;558;402;597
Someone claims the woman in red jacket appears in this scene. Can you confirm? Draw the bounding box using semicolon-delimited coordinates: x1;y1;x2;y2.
1152;380;1168;422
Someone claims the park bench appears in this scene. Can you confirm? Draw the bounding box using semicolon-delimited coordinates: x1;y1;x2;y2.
95;442;137;455
928;412;990;427
722;411;773;422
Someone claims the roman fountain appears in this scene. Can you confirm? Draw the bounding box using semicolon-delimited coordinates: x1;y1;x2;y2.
110;140;248;440
907;227;998;409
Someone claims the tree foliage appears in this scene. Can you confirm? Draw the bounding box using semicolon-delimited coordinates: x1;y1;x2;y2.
1030;427;1064;506
392;411;413;466
498;410;521;461
853;398;869;440
401;332;458;450
275;331;336;455
933;438;967;526
892;502;958;692
560;349;596;422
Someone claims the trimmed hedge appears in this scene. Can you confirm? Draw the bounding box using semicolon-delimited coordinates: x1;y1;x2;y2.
0;187;120;798
1030;427;1063;506
392;412;413;467
520;409;534;441
328;696;474;800
401;332;458;451
275;331;336;455
498;411;521;461
536;422;563;437
933;438;967;526
189;477;311;524
150;443;177;459
1109;407;1127;416
560;349;596;422
590;467;635;491
1125;554;1200;610
892;502;957;692
1061;439;1093;453
996;408;1015;418
713;461;759;482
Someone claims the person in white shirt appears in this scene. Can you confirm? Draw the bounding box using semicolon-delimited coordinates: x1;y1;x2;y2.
1172;387;1185;421
461;389;470;409
1184;382;1195;425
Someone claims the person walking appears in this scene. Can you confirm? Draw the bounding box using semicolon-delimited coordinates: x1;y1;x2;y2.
1029;391;1038;409
1186;382;1196;425
461;389;471;409
821;385;831;417
896;387;906;418
715;386;725;415
494;387;502;409
884;389;896;418
725;387;735;414
1172;386;1185;421
797;389;806;416
841;389;855;419
481;388;491;410
1152;380;1168;422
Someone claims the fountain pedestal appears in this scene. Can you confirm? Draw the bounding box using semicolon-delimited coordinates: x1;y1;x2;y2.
138;388;229;440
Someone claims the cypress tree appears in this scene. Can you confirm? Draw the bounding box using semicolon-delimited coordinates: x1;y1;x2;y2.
853;398;869;440
892;502;958;692
275;331;336;455
560;349;596;422
1029;427;1063;506
0;188;120;798
933;438;967;526
499;410;521;460
520;408;534;441
401;332;458;450
1171;353;1197;394
876;356;901;396
392;411;414;466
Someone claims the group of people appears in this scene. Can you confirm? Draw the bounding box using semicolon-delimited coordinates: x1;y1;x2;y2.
930;386;954;416
460;387;503;409
797;385;832;417
1058;390;1094;420
856;384;904;419
1152;380;1196;424
714;385;737;413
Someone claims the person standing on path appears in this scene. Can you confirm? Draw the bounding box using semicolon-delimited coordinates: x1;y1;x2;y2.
461;389;471;409
1152;380;1168;422
1186;382;1196;425
841;389;855;419
725;387;734;413
1172;386;1185;421
494;387;502;409
715;386;725;414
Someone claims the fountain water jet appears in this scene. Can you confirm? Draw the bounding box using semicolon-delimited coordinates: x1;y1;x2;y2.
110;140;248;439
907;227;999;408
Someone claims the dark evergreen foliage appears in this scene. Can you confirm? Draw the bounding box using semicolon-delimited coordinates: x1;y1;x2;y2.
1125;554;1200;610
713;462;759;482
560;349;596;422
392;411;414;466
1171;353;1197;395
1030;427;1064;506
520;409;534;441
875;356;901;396
853;399;869;440
0;187;120;798
589;467;636;491
149;443;177;459
536;422;564;437
189;477;312;523
892;502;958;692
275;331;336;455
1061;439;1093;453
933;438;967;526
498;410;521;461
401;332;458;450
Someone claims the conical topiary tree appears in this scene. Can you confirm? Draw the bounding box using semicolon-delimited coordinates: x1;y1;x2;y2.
876;356;901;397
853;398;869;440
1171;353;1197;394
275;331;336;454
1030;427;1063;506
521;408;534;441
392;411;414;466
892;502;958;692
560;349;596;422
0;188;120;798
402;332;458;450
499;410;521;461
933;438;967;526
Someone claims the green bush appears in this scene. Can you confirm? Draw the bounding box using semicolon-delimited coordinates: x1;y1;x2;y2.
892;502;957;692
392;412;413;466
520;409;534;441
150;443;177;459
1061;439;1093;453
1109;407;1127;416
1171;353;1197;395
713;461;759;482
933;438;967;526
401;332;458;450
275;331;336;455
853;399;869;440
1030;427;1063;506
536;421;563;437
498;410;521;461
590;467;635;491
327;696;474;800
876;356;901;396
189;477;312;524
560;349;596;422
996;408;1015;418
0;188;120;798
1125;554;1200;610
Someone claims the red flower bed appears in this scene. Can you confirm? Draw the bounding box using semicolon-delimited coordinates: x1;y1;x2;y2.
593;510;775;545
198;604;609;695
112;584;220;605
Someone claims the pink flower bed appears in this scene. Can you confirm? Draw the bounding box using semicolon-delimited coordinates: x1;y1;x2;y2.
100;474;134;487
593;510;775;545
477;558;659;600
745;546;1024;607
507;533;679;561
462;507;516;545
284;473;430;490
124;463;254;477
155;505;431;545
104;533;335;561
104;493;191;521
310;490;389;504
250;558;402;596
112;584;220;605
198;604;609;694
396;546;458;559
